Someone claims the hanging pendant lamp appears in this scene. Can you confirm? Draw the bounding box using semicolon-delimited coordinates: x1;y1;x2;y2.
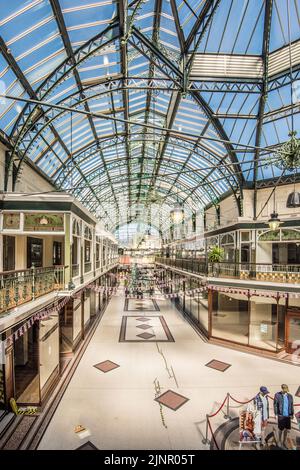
268;188;281;231
268;211;281;231
287;191;300;207
170;202;184;224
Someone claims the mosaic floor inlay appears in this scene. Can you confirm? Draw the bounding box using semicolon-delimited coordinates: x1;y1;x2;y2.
136;324;152;330
205;359;231;372
76;441;98;450
124;298;160;312
119;316;175;342
93;360;120;373
136;332;156;340
155;390;189;411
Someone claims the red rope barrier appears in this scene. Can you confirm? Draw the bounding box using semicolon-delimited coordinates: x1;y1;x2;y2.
207;417;220;450
228;394;255;405
205;392;300;451
207;394;229;418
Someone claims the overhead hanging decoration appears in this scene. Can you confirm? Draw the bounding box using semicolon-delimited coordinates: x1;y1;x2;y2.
273;131;300;171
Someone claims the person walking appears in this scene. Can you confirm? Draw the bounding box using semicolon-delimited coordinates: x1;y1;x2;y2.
274;384;294;449
253;386;270;446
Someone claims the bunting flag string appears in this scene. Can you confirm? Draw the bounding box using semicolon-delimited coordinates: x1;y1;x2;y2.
4;286;89;349
5;279;299;349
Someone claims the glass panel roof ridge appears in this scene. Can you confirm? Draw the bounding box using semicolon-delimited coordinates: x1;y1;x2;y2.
0;0;299;229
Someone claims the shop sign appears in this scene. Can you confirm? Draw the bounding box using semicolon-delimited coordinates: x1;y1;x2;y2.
24;213;64;231
281;229;300;241
258;230;280;242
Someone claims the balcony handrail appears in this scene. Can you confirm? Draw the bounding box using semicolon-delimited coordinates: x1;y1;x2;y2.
156;258;300;268
155;257;300;283
0;265;67;277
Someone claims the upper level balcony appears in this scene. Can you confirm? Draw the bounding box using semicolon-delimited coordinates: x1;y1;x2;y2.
0;192;119;316
155;257;300;284
0;265;65;315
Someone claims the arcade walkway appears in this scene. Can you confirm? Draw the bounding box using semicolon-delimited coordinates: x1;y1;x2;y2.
38;289;300;450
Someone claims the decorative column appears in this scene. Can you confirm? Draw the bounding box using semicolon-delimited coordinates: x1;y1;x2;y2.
64;213;72;289
4;335;14;406
0;235;3;272
208;287;213;338
80;227;84;284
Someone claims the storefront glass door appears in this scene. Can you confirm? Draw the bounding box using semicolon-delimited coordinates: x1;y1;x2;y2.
27;237;43;268
14;322;40;405
286;311;300;354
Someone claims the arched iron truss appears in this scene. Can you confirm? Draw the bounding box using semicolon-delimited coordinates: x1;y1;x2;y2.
0;0;299;233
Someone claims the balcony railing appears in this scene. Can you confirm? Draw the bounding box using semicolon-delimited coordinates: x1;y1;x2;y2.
156;257;207;275
155;258;300;284
0;266;66;314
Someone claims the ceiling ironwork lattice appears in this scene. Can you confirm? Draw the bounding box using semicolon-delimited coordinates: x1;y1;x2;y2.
0;0;299;231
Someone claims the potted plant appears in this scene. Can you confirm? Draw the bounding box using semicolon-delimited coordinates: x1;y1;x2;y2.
207;246;224;277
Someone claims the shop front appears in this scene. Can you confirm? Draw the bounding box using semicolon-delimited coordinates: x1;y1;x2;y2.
285;298;300;354
210;291;286;352
164;266;298;357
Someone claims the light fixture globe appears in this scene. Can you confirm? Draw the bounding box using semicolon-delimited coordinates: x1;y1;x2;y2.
268;211;281;231
170;203;184;224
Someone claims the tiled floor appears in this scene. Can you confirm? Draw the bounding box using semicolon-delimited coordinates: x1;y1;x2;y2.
38;289;300;450
155;390;189;411
205;360;232;372
93;360;120;373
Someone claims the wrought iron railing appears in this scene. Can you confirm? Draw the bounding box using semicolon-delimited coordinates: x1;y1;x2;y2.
0;266;66;314
155;258;300;284
155;257;207;275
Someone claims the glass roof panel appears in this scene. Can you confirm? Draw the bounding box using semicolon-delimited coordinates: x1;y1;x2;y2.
0;0;299;230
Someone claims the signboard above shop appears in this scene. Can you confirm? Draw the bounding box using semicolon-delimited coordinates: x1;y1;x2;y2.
24;214;64;232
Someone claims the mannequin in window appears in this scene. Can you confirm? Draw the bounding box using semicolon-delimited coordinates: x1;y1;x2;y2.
274;384;294;448
253;386;270;446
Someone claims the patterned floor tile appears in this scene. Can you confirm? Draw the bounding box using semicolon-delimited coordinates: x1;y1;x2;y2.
136;332;155;340
205;359;231;372
93;360;120;373
155;390;189;411
136;324;152;330
76;441;98;450
119;316;174;342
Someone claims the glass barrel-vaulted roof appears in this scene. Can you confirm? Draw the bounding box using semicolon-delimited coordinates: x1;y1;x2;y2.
0;0;299;232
